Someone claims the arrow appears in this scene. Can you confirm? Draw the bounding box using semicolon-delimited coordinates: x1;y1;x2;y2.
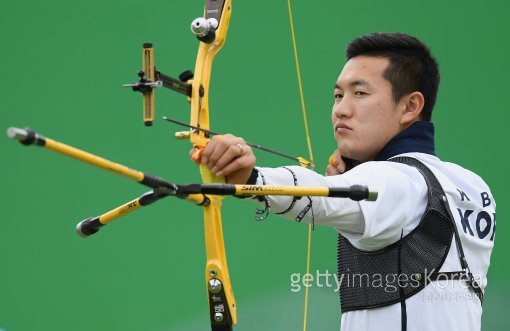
162;116;314;169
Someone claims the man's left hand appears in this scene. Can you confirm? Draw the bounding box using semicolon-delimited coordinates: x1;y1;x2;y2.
191;134;256;184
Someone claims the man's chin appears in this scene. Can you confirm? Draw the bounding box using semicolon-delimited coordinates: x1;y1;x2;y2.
339;148;364;163
338;146;352;159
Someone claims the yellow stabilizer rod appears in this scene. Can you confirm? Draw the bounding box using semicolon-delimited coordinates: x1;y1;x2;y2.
176;183;378;202
75;180;377;237
76;196;144;237
75;187;207;237
6;127;207;205
7;127;171;188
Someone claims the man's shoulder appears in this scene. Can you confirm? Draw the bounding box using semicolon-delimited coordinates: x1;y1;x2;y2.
412;153;489;186
394;153;494;202
380;153;482;179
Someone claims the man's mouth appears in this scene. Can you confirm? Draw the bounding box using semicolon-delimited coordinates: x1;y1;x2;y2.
335;123;352;133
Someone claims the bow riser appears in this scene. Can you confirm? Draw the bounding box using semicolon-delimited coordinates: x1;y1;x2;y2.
188;1;236;329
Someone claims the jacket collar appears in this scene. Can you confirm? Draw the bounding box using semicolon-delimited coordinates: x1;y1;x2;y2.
374;121;436;161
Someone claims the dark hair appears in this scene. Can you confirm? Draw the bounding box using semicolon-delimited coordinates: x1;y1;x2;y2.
346;32;440;121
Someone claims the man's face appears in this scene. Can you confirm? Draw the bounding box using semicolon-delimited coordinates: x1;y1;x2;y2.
331;56;406;162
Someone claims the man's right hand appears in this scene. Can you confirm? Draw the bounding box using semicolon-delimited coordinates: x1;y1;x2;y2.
325;149;348;176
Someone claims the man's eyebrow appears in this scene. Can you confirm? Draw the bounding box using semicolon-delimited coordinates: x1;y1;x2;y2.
334;80;370;90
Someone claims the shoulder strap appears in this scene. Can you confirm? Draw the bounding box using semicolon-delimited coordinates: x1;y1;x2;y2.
389;157;483;304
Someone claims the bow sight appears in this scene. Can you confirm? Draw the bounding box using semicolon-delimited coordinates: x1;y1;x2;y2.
123;43;193;126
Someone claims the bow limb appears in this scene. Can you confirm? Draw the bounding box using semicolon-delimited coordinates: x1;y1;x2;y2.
189;1;236;329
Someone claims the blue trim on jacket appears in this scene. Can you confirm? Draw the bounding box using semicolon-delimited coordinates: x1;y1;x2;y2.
374;121;436;161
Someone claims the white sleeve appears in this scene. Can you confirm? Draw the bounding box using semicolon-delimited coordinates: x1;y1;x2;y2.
253;166;365;234
253;162;427;250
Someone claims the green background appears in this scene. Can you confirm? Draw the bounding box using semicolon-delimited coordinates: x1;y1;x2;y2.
0;0;507;330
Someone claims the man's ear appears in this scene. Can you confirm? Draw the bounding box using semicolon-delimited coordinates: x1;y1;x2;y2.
400;92;425;125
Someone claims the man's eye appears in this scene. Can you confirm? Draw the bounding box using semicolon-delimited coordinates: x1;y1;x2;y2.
334;93;343;100
355;91;367;96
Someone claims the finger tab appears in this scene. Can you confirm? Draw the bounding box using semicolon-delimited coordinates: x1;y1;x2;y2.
191;146;204;164
329;154;335;166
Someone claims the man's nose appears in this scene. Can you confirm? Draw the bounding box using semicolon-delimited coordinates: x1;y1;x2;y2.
333;97;353;118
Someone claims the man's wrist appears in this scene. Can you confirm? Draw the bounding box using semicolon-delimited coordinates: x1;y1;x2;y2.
233;168;259;200
245;168;259;185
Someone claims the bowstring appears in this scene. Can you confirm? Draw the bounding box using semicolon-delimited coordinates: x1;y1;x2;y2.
286;1;315;330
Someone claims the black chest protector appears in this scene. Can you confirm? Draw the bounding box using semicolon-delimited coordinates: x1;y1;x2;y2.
337;157;482;312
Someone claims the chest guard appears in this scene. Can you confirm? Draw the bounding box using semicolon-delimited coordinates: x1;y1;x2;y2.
337;157;481;312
